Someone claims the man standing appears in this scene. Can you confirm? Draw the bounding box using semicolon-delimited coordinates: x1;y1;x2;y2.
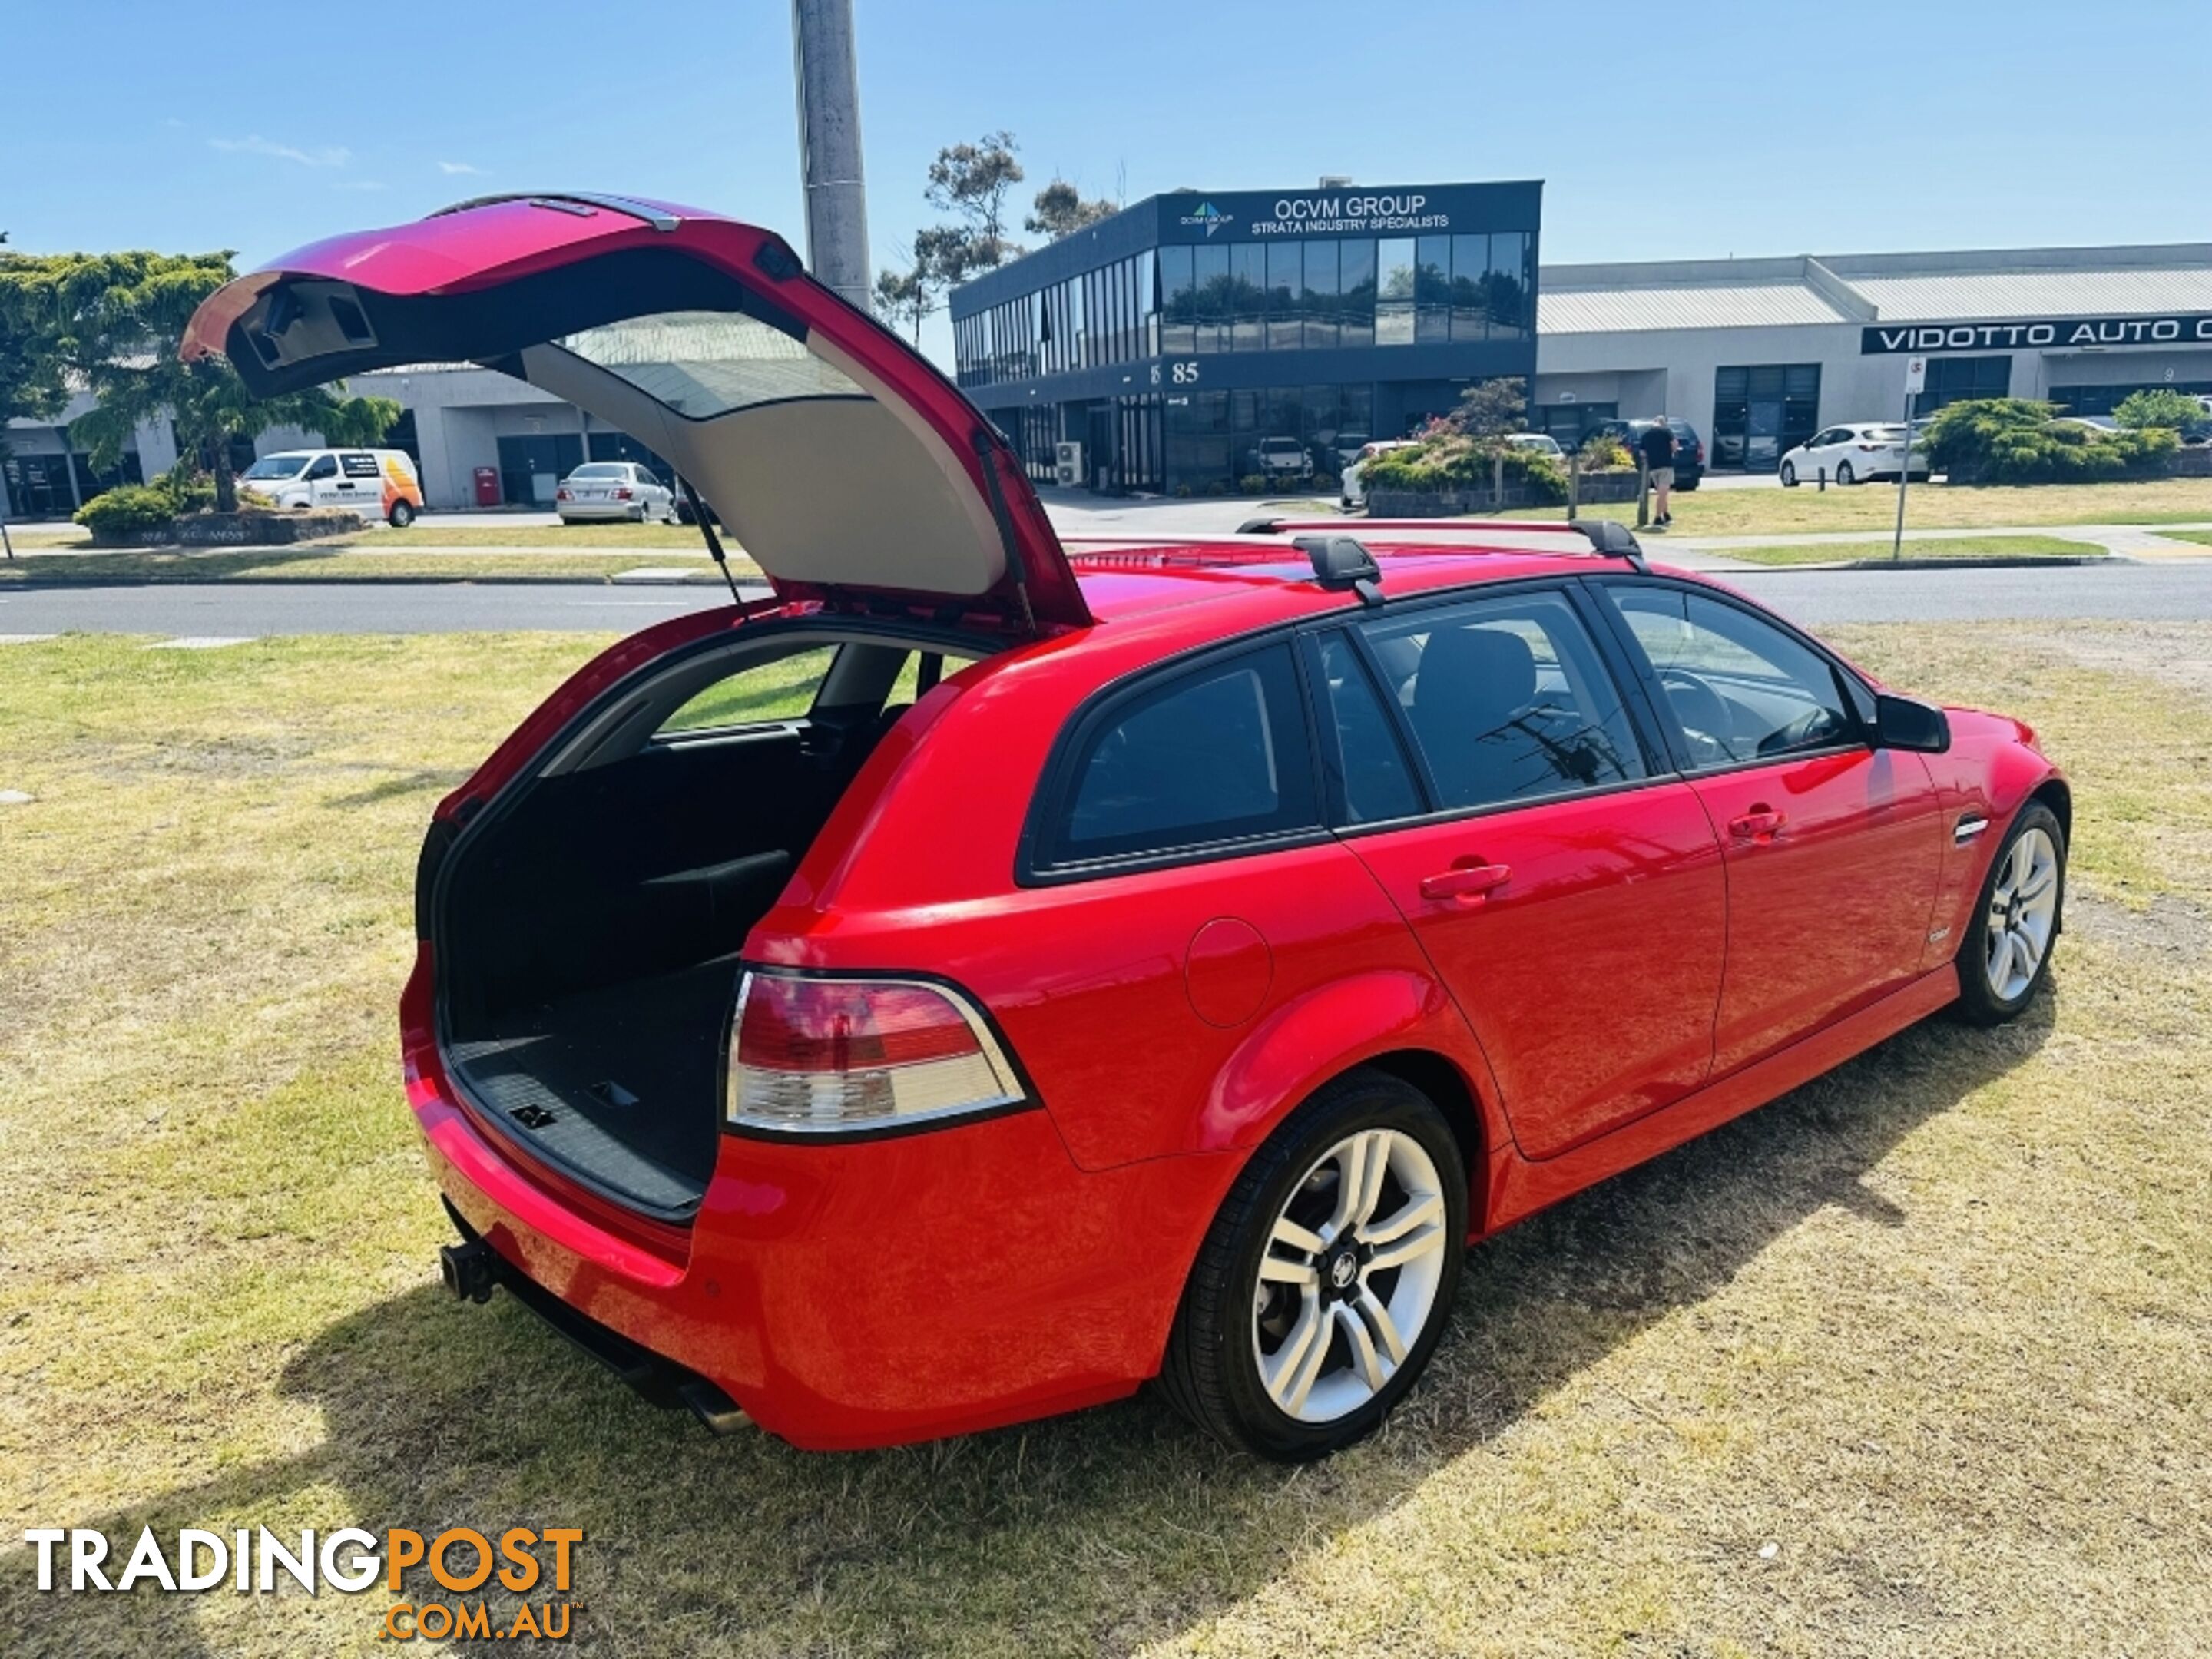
1638;418;1678;528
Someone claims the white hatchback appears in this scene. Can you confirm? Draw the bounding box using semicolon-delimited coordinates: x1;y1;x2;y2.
1779;424;1929;487
555;462;679;524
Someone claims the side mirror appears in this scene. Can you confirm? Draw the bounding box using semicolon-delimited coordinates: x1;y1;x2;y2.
1875;693;1950;753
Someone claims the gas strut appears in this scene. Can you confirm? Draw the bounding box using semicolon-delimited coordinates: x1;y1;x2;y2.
680;480;745;604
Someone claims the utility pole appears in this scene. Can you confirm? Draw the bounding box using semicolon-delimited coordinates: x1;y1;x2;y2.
791;0;872;313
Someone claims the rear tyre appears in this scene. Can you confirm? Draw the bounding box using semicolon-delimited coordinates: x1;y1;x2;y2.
1837;461;1857;485
1780;462;1798;488
1952;801;2065;1025
1160;1068;1465;1461
387;500;416;529
1677;476;1699;492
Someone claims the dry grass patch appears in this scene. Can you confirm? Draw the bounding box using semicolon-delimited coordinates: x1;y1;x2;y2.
0;625;2206;1657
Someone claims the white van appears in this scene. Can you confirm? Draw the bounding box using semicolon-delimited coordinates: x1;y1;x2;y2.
238;449;426;526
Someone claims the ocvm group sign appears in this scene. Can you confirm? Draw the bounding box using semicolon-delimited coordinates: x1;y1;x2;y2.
1863;316;2212;353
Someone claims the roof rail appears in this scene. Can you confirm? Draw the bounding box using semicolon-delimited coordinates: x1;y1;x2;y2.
1239;515;1649;571
429;192;681;233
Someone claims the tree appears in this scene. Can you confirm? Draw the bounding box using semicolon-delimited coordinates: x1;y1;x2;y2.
872;262;933;348
0;250;399;512
1447;376;1529;441
2111;387;2209;434
1025;179;1118;240
924;131;1024;274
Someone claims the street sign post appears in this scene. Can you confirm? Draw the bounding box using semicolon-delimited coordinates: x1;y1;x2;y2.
1893;356;1928;561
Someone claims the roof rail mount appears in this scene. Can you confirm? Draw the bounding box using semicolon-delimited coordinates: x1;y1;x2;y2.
1235;516;1283;535
1295;535;1384;608
1573;517;1647;571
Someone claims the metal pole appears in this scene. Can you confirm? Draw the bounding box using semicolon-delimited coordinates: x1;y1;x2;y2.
1892;384;1915;561
791;0;873;313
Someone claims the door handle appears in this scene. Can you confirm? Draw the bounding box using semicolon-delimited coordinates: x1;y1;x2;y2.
1728;806;1787;842
1419;862;1512;902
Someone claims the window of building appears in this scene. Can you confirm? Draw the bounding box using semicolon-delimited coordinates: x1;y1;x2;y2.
1711;364;1820;472
1376;239;1417;346
2048;379;2212;418
1043;642;1319;868
1340;240;1377;349
1916;355;2011;415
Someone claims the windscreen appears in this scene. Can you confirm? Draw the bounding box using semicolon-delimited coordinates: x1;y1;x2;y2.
242;453;311;480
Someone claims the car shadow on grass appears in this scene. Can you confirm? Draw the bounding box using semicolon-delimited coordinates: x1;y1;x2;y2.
5;992;2055;1657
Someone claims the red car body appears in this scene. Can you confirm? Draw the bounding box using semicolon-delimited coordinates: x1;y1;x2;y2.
190;198;2068;1453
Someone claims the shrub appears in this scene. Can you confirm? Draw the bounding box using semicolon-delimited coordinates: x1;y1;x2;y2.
1920;397;2177;485
74;484;179;538
1578;432;1633;470
157;462;216;515
1237;473;1270;495
2111;388;2210;435
1360;435;1568;505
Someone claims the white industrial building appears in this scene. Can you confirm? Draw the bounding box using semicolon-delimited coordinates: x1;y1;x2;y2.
1533;242;2212;470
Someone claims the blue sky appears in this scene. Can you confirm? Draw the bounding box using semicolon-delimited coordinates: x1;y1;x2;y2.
7;0;2205;364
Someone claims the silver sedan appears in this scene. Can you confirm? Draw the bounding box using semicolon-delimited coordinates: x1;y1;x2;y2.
555;462;679;524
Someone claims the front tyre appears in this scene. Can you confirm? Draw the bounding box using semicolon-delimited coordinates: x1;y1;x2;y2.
1161;1069;1465;1460
1780;462;1798;487
1953;801;2065;1025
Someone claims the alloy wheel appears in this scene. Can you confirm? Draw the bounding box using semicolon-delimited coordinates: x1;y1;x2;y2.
1251;1128;1449;1424
1985;826;2060;1001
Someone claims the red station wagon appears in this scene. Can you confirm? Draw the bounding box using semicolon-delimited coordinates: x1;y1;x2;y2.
187;197;2071;1459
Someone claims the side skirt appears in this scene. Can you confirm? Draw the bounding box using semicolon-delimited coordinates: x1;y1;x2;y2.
1482;964;1960;1232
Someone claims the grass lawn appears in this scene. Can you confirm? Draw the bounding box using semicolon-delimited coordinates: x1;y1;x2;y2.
2;625;2207;1657
0;545;751;585
1714;534;2104;568
2162;528;2212;549
1488;473;2212;536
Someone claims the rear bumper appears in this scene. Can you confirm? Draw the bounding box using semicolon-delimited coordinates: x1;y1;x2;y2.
556;502;644;520
406;992;1235;1449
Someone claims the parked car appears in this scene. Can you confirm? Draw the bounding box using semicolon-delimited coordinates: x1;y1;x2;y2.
1330;432;1373;469
237;447;424;526
556;461;678;524
1340;439;1416;509
1505;432;1565;457
187;197;2072;1461
1246;435;1311;481
1584;418;1705;489
1779;423;1930;487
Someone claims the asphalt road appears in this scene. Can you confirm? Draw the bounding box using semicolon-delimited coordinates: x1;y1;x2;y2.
5;561;2212;638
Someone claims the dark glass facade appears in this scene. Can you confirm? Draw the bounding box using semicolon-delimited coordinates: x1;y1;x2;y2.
952;183;1541;494
1712;364;1822;472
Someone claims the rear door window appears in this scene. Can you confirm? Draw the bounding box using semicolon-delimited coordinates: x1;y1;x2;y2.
1355;590;1647;813
1307;630;1424;825
1039;642;1318;869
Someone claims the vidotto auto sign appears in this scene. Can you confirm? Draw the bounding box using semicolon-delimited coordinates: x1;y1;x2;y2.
1862;316;2212;353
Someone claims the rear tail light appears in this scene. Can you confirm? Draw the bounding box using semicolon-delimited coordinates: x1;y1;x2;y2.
728;971;1025;1136
614;488;633;500
555;488;571;501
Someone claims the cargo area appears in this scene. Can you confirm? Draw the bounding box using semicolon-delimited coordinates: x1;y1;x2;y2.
432;628;983;1219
